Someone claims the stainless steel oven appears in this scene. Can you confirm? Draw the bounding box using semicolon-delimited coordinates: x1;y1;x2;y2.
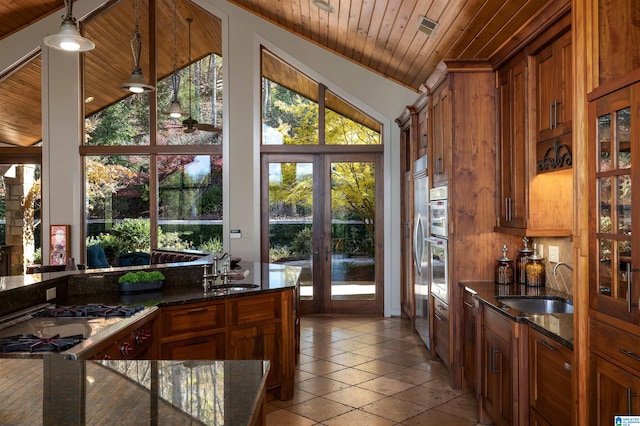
429;186;448;238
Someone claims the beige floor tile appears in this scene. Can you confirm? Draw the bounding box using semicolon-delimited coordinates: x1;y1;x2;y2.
323;409;396;426
354;359;406;375
266;408;317;426
385;367;439;386
328;339;370;352
433;393;479;421
350;345;399;359
325;351;373;367
287;397;353;422
298;359;347;376
324;386;386;408
296;376;351;396
294;369;317;383
379;351;431;367
330;328;367;339
350;333;392;345
393;385;458;409
323;367;379;385
401;408;477;426
421;376;468;396
300;345;346;359
269;389;317;408
361;396;428;422
356;376;416;396
375;338;423;351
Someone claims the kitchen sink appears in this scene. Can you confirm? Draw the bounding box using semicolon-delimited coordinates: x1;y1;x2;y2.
211;283;259;291
497;297;574;314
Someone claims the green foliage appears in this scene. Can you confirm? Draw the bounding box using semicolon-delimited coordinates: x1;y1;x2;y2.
269;247;291;262
111;219;151;252
86;234;122;265
289;227;312;258
158;231;192;251
198;237;223;253
118;270;165;284
33;247;41;264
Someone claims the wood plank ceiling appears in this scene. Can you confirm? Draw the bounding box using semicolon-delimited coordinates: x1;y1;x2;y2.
0;0;559;148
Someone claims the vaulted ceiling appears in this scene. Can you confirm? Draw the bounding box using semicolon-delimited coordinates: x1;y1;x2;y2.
0;0;563;148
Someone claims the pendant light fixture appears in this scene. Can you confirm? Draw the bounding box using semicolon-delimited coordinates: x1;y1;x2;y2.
44;0;95;52
163;0;186;118
121;0;155;93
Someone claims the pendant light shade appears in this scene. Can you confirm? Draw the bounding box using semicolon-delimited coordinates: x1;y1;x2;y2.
163;0;186;118
121;0;155;93
44;0;95;52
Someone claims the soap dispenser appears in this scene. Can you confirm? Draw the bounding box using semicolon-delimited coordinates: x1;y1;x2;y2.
515;237;533;285
525;243;546;287
496;245;514;285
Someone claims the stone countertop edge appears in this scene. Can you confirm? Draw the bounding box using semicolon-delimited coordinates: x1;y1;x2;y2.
0;261;302;317
460;281;574;350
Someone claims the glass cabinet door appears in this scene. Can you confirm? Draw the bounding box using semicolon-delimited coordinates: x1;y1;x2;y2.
590;85;639;323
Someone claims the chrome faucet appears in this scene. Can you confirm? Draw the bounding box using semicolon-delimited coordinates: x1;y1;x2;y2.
212;253;229;274
553;262;573;276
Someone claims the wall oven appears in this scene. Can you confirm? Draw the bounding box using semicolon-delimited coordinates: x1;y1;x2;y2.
429;186;448;238
428;186;448;304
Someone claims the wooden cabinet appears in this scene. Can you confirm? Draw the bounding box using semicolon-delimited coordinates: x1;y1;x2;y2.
480;306;526;426
589;84;640;323
534;29;572;142
433;296;450;368
159;289;296;400
529;328;572;425
462;289;478;392
430;81;451;184
159;300;226;360
496;51;528;230
591;354;640;422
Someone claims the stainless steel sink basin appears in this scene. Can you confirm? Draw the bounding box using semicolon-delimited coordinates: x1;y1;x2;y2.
211;283;259;291
497;297;574;314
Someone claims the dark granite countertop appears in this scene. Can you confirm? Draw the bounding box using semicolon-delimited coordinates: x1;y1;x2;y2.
461;281;574;350
0;357;268;425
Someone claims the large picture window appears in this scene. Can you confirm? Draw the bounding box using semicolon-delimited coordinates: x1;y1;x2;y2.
82;0;223;265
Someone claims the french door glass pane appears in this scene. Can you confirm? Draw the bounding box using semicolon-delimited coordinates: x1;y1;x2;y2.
330;161;375;300
598;113;611;172
268;162;314;300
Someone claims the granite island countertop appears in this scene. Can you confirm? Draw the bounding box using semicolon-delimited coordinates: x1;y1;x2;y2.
461;281;574;349
0;357;268;425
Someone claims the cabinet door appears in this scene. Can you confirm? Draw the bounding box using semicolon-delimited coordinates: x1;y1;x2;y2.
497;52;527;229
482;327;513;426
229;324;281;389
431;83;450;184
589;84;640;323
261;322;282;389
433;299;450;368
535;30;572;142
463;292;477;391
591;354;640;423
161;333;225;360
228;326;259;359
529;329;572;425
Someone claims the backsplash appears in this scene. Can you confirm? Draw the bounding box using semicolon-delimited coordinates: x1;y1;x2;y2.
531;236;573;295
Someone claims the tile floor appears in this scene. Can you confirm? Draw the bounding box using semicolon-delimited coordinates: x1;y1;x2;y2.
265;315;481;425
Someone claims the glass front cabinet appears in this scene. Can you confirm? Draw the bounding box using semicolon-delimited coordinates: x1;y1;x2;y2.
590;84;639;323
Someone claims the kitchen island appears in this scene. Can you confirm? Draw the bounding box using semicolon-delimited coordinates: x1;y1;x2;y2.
0;357;268;425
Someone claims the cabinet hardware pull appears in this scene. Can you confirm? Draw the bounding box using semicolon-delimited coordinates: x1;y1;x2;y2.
549;102;554;129
554;99;559;128
564;362;572;371
619;348;640;362
491;347;500;374
537;339;557;351
185;308;208;315
435;314;443;321
463;301;475;308
628;388;639;414
184;338;209;346
437;304;447;311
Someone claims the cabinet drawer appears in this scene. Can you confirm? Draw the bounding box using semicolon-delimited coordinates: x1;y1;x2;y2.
228;293;280;326
162;301;225;336
591;318;640;373
434;298;449;321
161;333;225;360
483;306;512;342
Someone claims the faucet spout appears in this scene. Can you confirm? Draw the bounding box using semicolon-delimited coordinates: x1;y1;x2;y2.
553;262;573;276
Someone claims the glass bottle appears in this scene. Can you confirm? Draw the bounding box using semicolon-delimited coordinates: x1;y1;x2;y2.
496;245;514;285
515;237;533;285
525;243;545;287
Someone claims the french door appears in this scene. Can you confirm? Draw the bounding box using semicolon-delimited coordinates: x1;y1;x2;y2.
262;153;383;314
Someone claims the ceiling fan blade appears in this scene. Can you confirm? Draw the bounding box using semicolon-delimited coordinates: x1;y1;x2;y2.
195;123;222;133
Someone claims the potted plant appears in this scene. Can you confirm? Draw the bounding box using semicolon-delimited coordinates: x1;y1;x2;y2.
118;270;165;294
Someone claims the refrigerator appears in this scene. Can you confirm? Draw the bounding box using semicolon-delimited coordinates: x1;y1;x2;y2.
412;155;430;348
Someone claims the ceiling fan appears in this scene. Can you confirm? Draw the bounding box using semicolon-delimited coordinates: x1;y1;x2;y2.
182;17;221;135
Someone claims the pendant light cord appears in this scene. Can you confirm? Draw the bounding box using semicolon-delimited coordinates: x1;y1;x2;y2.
130;0;142;69
187;17;193;116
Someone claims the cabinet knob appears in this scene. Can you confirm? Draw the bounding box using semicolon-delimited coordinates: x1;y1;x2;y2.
564;362;571;371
